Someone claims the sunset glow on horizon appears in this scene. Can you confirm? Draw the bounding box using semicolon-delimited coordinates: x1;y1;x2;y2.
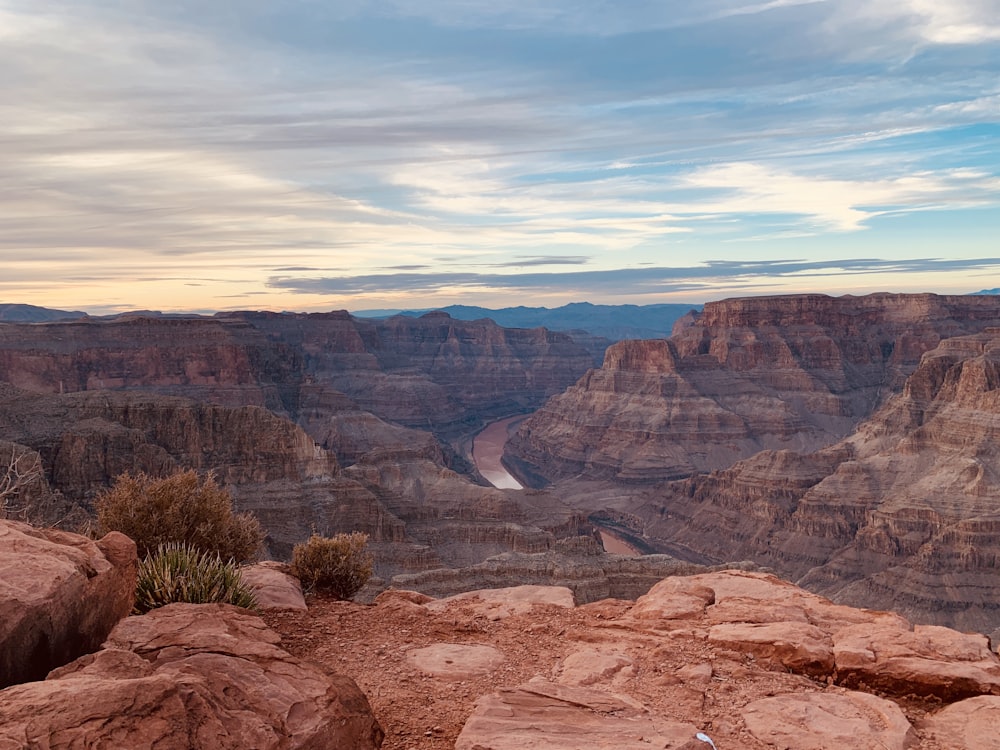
2;1;999;315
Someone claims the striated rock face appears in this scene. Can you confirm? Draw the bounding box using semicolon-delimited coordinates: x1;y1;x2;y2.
0;604;384;750
509;293;1000;483
0;312;597;570
635;330;1000;634
384;537;762;603
0;520;136;688
0;310;593;438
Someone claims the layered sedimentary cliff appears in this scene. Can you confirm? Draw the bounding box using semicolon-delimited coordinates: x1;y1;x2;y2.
509;293;1000;483
0;310;593;439
633;330;1000;634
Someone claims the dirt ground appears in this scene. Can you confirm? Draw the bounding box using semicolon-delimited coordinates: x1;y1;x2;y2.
263;593;948;750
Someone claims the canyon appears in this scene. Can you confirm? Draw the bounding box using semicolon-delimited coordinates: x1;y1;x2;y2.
3;293;1000;637
505;293;1000;635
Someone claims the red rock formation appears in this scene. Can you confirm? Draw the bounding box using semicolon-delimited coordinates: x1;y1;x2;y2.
0;520;137;688
0;604;384;749
636;330;1000;634
509;293;1000;483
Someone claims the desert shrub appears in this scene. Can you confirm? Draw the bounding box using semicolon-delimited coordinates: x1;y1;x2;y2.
133;542;257;614
95;469;263;562
291;532;373;600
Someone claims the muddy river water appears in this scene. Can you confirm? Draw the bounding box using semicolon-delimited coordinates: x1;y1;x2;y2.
471;415;525;490
471;416;640;555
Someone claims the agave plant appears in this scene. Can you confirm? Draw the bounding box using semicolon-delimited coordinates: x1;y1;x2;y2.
134;542;258;614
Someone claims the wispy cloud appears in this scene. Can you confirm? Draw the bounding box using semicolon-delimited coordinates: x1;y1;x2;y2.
0;1;997;311
269;257;1000;296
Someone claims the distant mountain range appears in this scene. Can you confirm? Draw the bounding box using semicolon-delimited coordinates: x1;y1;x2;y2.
0;304;86;322
353;302;701;341
974;288;1000;295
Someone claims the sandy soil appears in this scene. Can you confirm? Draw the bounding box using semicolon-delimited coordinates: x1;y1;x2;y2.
263;593;948;750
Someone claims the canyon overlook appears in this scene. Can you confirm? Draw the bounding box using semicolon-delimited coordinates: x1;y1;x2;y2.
3;293;1000;637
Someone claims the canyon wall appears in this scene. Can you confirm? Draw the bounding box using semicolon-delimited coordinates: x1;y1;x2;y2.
508;293;1000;483
628;330;1000;633
0;311;593;440
0;311;595;568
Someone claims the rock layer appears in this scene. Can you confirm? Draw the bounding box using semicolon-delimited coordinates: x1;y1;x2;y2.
638;331;1000;633
0;520;136;688
509;293;1000;483
0;603;384;750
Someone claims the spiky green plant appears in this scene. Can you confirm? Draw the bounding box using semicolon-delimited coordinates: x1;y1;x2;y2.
134;542;258;614
291;532;373;600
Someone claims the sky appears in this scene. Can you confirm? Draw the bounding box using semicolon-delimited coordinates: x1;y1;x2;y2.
2;0;999;314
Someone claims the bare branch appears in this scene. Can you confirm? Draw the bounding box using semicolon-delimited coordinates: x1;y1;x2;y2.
0;444;44;512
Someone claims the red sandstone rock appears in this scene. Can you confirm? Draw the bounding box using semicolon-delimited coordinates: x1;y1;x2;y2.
0;520;136;688
241;561;307;611
918;696;1000;749
424;584;576;620
0;604;383;749
406;643;505;680
742;691;916;750
455;678;705;750
833;621;1000;700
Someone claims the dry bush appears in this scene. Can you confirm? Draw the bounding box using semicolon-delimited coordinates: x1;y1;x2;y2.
95;469;263;562
134;542;257;614
291;532;373;600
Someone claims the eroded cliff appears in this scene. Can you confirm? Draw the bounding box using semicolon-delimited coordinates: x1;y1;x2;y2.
633;330;1000;634
509;293;1000;483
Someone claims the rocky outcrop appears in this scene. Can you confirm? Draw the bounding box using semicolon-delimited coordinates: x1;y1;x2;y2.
454;570;1000;746
456;679;705;750
509;293;1000;483
0;520;136;688
0;310;594;439
635;330;1000;634
311;569;1000;750
241;562;308;611
0;604;384;749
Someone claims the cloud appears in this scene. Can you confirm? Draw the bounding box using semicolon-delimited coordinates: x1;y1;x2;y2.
494;255;591;267
0;1;998;312
268;257;1000;296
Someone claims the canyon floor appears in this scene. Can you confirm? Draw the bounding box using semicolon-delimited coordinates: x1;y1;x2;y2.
263;585;974;750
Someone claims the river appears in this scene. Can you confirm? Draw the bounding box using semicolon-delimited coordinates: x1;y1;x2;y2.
471;415;525;490
471;416;642;555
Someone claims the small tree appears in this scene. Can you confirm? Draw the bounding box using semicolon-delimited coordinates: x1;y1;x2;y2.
0;444;44;520
291;532;373;600
95;469;263;562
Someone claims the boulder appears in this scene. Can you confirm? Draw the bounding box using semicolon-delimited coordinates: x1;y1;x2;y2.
708;621;834;676
455;678;705;750
833;621;1000;699
0;603;384;750
742;691;915;750
0;520;137;688
240;561;307;611
917;695;1000;749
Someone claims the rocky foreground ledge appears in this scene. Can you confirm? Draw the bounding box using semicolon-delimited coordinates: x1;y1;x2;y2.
266;570;1000;750
4;516;1000;749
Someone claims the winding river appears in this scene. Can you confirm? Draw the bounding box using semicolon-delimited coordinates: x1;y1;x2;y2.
471;415;525;490
471;416;641;555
